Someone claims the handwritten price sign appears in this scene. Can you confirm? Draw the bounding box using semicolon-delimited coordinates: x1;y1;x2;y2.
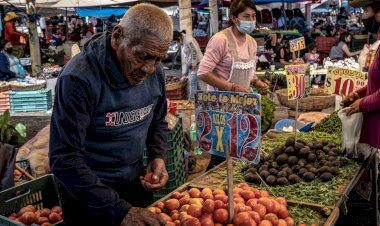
195;92;261;163
289;37;306;52
324;68;367;96
285;64;310;100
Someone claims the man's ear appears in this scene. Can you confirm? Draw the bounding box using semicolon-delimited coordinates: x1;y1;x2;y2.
111;25;123;49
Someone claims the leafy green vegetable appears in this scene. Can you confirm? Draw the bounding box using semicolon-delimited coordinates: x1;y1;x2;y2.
261;95;275;132
0;110;26;144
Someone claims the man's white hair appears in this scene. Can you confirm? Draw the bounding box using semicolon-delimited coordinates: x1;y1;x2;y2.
119;3;173;46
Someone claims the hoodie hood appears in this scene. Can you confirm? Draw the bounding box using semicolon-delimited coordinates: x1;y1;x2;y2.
82;32;130;90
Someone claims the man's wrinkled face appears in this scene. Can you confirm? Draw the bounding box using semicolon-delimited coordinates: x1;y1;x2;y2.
111;26;169;85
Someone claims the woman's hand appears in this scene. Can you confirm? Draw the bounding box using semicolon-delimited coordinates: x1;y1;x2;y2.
345;99;362;116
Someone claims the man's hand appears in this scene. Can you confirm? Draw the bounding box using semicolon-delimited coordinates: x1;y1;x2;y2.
345;99;362;116
341;92;360;107
120;207;166;226
140;158;169;192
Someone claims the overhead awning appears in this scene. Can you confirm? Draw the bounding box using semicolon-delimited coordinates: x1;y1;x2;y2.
0;0;58;7
75;7;128;18
50;0;135;8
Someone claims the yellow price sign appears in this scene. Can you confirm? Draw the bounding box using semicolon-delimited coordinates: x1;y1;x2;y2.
289;37;306;52
287;74;307;100
324;68;367;96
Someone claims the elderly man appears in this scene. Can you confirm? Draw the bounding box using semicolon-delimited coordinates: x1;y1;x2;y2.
49;3;171;226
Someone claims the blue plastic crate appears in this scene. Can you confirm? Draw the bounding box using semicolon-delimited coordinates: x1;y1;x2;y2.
10;89;52;112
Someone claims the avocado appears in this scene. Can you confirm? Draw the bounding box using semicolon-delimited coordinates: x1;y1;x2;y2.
328;151;336;157
288;174;300;184
315;143;324;150
300;147;310;158
299;168;308;176
251;174;262;184
282;167;293;176
298;159;307;167
320;172;333;182
276;153;289;164
271;161;280;169
260;170;270;179
241;165;250;173
266;175;277;186
244;172;255;182
309;167;318;174
277;177;289;186
288;156;299;165
281;163;289;169
329;166;339;175
273;147;283;156
319;166;330;174
277;171;288;178
269;168;279;176
247;168;257;174
322;140;329;146
303;172;316;182
285;138;295;147
291;165;301;173
327;156;336;162
323;146;331;154
308;153;317;162
324;161;334;167
285;146;295;154
259;165;269;172
294;142;305;150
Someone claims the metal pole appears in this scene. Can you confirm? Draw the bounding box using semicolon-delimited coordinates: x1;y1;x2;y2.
26;0;41;76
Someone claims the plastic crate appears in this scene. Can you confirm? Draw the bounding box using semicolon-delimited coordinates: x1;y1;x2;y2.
0;91;10;112
10;89;52;112
0;174;63;226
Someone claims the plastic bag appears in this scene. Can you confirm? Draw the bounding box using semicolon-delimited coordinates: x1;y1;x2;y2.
338;108;363;158
0;143;18;191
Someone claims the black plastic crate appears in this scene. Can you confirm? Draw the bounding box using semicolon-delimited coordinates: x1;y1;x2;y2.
0;174;63;226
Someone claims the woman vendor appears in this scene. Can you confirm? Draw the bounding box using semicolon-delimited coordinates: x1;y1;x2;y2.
198;0;268;169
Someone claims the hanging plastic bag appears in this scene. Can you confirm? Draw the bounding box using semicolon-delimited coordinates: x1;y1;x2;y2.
338;108;363;159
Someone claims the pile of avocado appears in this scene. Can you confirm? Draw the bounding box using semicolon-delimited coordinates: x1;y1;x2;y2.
242;138;348;186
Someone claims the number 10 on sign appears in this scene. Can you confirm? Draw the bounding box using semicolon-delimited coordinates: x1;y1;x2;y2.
287;74;306;100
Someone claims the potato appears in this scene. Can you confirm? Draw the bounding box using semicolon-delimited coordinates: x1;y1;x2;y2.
36;216;49;225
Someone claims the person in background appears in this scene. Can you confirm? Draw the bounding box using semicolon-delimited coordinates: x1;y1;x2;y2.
273;41;296;68
49;3;172;226
290;8;306;34
95;19;104;33
326;13;335;27
326;25;339;38
51;28;63;47
198;0;268;170
39;16;47;39
80;24;94;47
4;12;28;58
68;27;81;43
329;32;361;59
0;39;25;80
305;43;320;64
265;33;282;53
336;7;348;25
173;30;204;100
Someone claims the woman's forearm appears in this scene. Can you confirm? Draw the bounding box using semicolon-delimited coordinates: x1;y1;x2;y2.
198;72;233;91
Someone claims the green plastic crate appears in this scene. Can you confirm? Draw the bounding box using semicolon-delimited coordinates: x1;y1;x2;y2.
0;174;63;226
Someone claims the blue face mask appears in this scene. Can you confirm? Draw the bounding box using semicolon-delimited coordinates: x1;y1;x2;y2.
237;20;256;34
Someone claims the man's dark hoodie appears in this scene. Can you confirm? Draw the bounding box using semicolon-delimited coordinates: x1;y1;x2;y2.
49;32;168;226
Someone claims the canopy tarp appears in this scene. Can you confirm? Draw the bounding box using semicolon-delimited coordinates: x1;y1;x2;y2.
0;0;58;7
50;0;135;8
75;7;127;18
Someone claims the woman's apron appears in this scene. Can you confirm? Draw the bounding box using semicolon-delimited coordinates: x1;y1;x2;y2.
223;29;257;90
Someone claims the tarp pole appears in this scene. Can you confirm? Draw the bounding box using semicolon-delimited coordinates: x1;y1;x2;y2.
209;0;219;35
26;0;41;76
65;8;68;41
305;3;311;26
282;1;287;30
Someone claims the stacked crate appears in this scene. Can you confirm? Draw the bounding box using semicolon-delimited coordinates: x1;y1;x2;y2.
0;91;10;112
10;88;52;113
144;118;186;201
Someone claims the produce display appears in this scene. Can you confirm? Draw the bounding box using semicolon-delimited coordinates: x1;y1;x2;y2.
323;57;360;70
149;183;296;226
166;75;181;84
261;96;276;133
312;112;342;135
242;137;345;186
7;205;63;226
